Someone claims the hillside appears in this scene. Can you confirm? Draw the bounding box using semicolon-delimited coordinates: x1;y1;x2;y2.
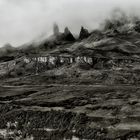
1;21;140;84
1;18;140;139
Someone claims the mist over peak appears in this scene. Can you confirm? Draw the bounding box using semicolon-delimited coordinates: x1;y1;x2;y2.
0;0;140;47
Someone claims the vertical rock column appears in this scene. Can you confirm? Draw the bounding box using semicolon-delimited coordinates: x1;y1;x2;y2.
79;26;90;40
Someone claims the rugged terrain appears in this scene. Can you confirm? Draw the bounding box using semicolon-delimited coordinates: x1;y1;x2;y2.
1;17;140;139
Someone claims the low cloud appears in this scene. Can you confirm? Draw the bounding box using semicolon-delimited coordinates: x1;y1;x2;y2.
0;0;140;47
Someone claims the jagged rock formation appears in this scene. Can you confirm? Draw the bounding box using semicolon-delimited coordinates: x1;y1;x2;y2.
63;27;75;41
44;25;75;46
79;26;90;40
0;43;15;56
53;23;60;35
2;17;140;77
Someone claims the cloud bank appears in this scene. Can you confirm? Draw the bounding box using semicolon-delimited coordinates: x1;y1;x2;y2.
0;0;140;47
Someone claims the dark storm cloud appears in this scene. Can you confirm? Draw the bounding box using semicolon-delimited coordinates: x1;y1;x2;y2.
0;0;140;47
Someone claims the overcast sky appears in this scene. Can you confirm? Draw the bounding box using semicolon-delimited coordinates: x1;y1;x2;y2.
0;0;140;47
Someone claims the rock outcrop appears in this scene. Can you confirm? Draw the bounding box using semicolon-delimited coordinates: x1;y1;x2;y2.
48;26;75;43
79;26;90;40
63;27;75;41
53;23;60;36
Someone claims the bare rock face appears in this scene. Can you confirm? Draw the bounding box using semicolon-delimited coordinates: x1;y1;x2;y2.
79;26;90;40
63;27;75;41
